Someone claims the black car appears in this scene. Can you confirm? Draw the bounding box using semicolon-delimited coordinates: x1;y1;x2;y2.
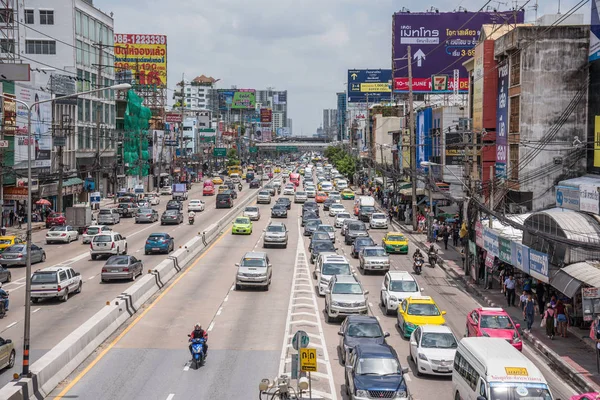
271;205;288;218
302;211;319;226
351;237;375;258
303;201;319;216
161;209;183;225
249;179;261;188
117;203;139;217
310;240;336;263
276;197;291;210
166;200;183;211
345;221;369;245
358;205;376;222
216;193;234;208
323;198;335;211
310;232;331;248
338;315;389;364
224;189;238;199
303;219;321;236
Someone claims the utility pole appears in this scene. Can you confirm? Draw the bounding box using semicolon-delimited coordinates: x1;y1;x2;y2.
408;46;418;231
489;164;494;228
56;114;68;213
95;41;104;196
427;165;433;242
366;94;371;181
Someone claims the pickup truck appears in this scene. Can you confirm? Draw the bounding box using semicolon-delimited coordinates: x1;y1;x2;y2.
117;203;139;218
172;191;188;201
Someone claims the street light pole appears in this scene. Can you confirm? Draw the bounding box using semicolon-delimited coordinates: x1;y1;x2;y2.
0;83;131;377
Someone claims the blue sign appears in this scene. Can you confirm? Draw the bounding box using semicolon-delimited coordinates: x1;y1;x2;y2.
483;226;499;258
529;249;549;283
496;60;509;179
416;108;432;166
591;1;600;62
347;69;392;103
555;185;580;211
511;242;530;274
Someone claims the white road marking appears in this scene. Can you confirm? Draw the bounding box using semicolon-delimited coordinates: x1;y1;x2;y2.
166;394;175;400
183;363;190;372
223;295;229;302
32;308;40;313
5;322;16;329
88;276;95;281
9;284;25;291
207;321;215;332
216;307;223;316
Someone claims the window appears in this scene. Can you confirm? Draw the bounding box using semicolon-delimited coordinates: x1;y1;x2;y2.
86;127;91;148
75;10;81;34
84;99;91;122
84;71;90;91
77;98;83;122
25;40;56;54
59;271;67;281
454;352;480;391
83;14;89;38
24;9;34;24
83;43;90;65
77;69;83;92
76;40;83;64
0;39;14;54
509;95;520;133
39;10;54;25
90;18;96;41
510;52;520;86
510;144;519;181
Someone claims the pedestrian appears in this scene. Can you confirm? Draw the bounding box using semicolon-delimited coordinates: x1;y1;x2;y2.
504;275;516;307
17;214;22;229
452;226;459;247
536;283;546;316
8;210;14;227
442;229;449;250
543;303;556;339
522;276;532;293
518;290;528;320
523;293;538;332
0;226;5;236
555;300;569;338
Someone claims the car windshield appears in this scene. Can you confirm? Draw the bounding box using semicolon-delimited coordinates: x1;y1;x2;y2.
322;263;351;275
332;283;362;294
94;235;112;242
98;209;111;214
296;192;306;196
489;383;552;400
106;256;130;265
317;225;334;232
480;314;515;329
314;242;335;252
49;226;67;231
312;233;329;241
165;210;178;215
139;208;153;214
86;227;100;235
245;207;258;212
372;214;386;220
356;358;400;375
356;238;375;246
31;272;58;284
49;213;64;218
273;205;286;210
390;280;418;292
0;239;12;245
386;235;405;242
148;235;166;241
364;248;386;257
6;245;24;252
347;322;383;338
420;332;458;349
235;218;250;224
361;206;375;213
267;225;285;232
407;303;441;316
241;258;266;267
349;224;366;231
337;213;351;219
259;191;270;196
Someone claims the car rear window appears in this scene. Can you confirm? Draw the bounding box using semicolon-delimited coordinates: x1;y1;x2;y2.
148;235;166;241
32;272;58;284
6;245;24;252
86;227;100;235
217;194;230;200
139;208;153;214
49;226;67;231
94;235;112;242
98;209;111;214
106;256;130;265
245;207;258;212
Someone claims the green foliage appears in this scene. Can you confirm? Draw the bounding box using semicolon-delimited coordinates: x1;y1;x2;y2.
227;149;240;166
324;146;357;178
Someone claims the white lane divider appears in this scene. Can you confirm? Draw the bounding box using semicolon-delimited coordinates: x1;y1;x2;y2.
32;308;40;313
88;276;95;281
166;394;175;400
183;362;190;372
5;322;16;329
207;321;215;332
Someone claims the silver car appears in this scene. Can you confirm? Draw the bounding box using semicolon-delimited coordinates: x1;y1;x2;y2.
243;206;261;221
369;213;388;229
335;212;353;228
325;275;369;322
257;190;271;204
359;246;391;274
97;208;120;225
135;208;159;223
235;252;272;291
101;255;143;282
0;244;46;267
263;222;288;248
294;191;308;203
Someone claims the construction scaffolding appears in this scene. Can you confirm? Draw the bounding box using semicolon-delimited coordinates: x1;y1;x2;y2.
0;0;19;62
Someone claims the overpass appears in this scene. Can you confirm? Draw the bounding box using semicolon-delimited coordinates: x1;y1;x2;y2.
255;141;332;151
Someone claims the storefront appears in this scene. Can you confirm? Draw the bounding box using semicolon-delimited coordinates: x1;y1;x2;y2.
39;178;85;212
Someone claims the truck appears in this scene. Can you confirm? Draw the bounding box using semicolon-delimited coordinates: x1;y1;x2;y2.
172;183;188;201
66;205;93;233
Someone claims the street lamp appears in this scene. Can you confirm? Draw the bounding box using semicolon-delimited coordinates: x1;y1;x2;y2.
0;82;131;377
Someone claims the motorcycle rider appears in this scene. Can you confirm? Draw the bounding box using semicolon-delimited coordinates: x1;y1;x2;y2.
0;283;9;312
428;244;438;265
188;210;196;224
238;183;243;191
413;248;424;262
188;323;208;358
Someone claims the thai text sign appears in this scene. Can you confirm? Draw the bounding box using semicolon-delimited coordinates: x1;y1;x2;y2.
483;226;499;258
498;237;512;264
511;242;530;274
496;59;509;178
529;249;549;283
475;222;484;248
114;34;167;86
555;186;580;211
580;184;600;214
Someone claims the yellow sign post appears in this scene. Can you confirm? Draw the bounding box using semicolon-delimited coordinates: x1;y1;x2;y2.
300;348;317;372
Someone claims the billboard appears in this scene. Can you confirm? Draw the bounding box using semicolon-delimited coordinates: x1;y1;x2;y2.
591;1;600;62
347;69;392;103
260;108;272;123
217;89;256;110
15;85;52;168
114;34;167;86
416;108;432;166
392;11;524;93
555;186;580;211
472;43;484;130
496;60;509;178
273;91;287;104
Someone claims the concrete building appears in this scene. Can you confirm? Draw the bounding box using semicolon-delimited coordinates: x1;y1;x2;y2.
322;109;338;140
336;92;347;141
286;118;293;136
273;112;284;130
373;115;397;165
184;75;217;111
255;89;287;126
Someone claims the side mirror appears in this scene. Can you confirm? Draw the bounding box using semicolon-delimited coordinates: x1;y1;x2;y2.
515;323;521;329
187;334;191;337
442;311;447;315
420;288;424;291
5;339;11;344
402;367;409;375
345;364;353;371
268;264;272;267
410;341;417;346
75;272;81;276
364;290;369;295
122;237;126;240
324;288;331;294
337;331;344;336
235;263;240;267
384;332;390;338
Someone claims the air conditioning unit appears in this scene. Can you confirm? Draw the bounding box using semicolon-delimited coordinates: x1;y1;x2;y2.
508;203;528;214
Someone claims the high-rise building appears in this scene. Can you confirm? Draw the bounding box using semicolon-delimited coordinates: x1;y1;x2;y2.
336;92;347;141
255;89;287;125
287;118;293;136
184;75;218;111
322;109;338;140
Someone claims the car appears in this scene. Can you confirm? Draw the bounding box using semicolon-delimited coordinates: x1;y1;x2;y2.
263;222;288;248
45;212;66;228
257;190;272;204
216;193;234;208
137;200;150;209
148;194;160;205
351;237;375;258
45;225;79;244
243;206;261;221
101;255;144;282
314;254;353;295
249;179;261;189
294;191;308;203
226;189;239;200
345;221;369;245
135;208;159;223
338;315;389;365
306;187;317;198
161;209;184;225
325;275;369;322
358;205;377;222
315;224;335;241
276;197;291;210
212;176;224;185
271;204;288;218
407;325;459;378
335;180;348;190
341;188;355;200
118;205;139;218
397;296;447;338
160;186;173;195
380;271;422;315
166;200;183;211
97;208;120;225
30;266;82;303
235;252;272;291
218;185;229;194
329;203;345;217
310;231;331;247
334;212;352;228
369;213;388;229
301;211;319;227
144;233;174;254
323;198;336;211
382;232;409;254
319;181;334;193
303;219;321;236
90;232;127;260
232;216;253;235
230;173;241;183
82;225;112;244
0;336;15;370
0;266;11;283
357;245;390;275
315;192;327;203
188;199;206;212
465;307;523;351
263;184;276;196
329;194;342;203
283;184;296;195
302;200;319;215
310;239;336;264
0;244;46;267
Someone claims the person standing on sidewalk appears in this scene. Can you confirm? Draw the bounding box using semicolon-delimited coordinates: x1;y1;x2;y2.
543;303;556;339
504;275;517;307
555;300;569;338
452;225;459;247
442;228;449;250
518;290;528;320
523;293;539;332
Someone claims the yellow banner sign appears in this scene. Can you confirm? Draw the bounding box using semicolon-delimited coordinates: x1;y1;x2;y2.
114;33;167;86
360;83;391;93
505;367;528;376
300;348;317;372
595;116;600;167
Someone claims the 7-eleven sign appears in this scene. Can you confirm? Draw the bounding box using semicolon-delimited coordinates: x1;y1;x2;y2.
432;75;448;91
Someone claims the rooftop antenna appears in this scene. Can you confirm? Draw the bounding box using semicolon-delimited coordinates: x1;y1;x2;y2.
557;0;561;14
400;7;410;13
428;6;439;13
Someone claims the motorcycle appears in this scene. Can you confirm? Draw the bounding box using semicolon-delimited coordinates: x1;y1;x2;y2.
428;252;437;268
188;216;195;225
413;258;424;275
238;184;243;191
188;336;206;369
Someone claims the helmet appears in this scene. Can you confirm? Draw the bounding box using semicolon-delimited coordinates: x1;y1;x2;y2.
195;323;202;329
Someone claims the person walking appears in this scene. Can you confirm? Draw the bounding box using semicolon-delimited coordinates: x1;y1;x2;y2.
504;275;517;307
555;300;569;338
537;283;546;316
442;228;449;250
8;210;14;227
452;225;459;247
523;293;539;332
518;290;528;321
543;303;556;339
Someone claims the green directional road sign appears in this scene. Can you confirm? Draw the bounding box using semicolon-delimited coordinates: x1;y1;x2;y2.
276;146;298;152
213;148;227;157
249;147;258;153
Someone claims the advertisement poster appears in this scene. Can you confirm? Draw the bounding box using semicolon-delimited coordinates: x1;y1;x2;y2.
529;249;549;283
114;33;167;85
483;226;499;258
347;69;392;103
555;186;580;211
496;60;509;178
580;184;600;214
472;43;484;131
498;237;512;264
416;108;432;167
475;221;484;248
511;242;530;274
591;1;600;62
218;89;256;110
15;85;52;168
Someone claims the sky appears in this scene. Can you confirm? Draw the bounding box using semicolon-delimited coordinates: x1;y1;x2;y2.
97;0;590;136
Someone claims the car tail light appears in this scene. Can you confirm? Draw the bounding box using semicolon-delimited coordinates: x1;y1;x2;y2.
123;267;129;272
61;233;66;237
111;242;115;249
17;253;23;258
102;268;107;272
146;240;150;244
90;243;93;249
84;229;88;234
57;285;62;292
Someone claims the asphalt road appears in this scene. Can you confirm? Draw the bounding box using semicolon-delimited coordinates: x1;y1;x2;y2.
0;181;260;387
47;184;577;400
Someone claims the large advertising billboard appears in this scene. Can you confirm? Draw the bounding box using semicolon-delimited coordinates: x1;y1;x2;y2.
15;85;52;168
217;89;256;110
114;33;167;86
392;11;524;93
496;60;509;178
347;69;392;103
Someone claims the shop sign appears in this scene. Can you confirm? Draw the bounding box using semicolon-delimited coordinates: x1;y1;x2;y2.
580;184;600;214
582;287;600;321
555;185;580;211
485;254;495;271
483;227;499;257
498;237;512;264
475;222;484;248
529;249;549;283
4;187;28;201
510;242;530;274
469;240;476;254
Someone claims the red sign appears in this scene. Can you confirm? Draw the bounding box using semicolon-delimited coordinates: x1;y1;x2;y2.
260;108;272;123
394;78;469;92
166;113;182;123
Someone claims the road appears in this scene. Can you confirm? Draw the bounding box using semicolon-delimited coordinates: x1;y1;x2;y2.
0;181;260;387
47;187;577;399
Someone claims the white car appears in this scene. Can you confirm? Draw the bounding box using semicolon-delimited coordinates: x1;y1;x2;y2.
409;325;458;376
45;225;79;244
370;212;388;229
329;203;345;217
294;191;308;203
283;185;295;195
257;190;272;204
82;225;112;244
148;194;160;205
334;212;352;228
335;180;348;190
306;188;317;198
188;199;206;212
243;206;261;221
329;194;342;203
380;271;422;315
160;186;172;195
90;232;128;260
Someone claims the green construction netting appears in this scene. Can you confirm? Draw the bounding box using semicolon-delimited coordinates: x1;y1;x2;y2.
124;90;152;177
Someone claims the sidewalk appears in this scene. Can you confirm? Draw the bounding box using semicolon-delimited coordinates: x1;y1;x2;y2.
388;215;600;393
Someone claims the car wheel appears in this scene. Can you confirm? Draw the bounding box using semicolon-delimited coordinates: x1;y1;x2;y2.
131;271;136;281
235;284;241;291
123;245;128;255
41;253;46;262
5;272;10;283
91;254;97;260
8;350;15;368
31;297;39;303
75;281;82;294
415;358;422;376
60;288;69;302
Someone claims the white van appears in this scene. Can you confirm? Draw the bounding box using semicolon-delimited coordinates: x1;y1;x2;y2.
453;337;554;400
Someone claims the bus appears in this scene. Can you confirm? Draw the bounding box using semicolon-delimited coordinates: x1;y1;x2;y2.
227;165;242;176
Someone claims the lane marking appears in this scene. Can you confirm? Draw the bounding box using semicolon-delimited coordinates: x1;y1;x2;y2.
88;276;95;281
216;307;223;316
207;321;215;332
54;223;233;399
183;362;190;372
166;394;175;400
5;322;16;329
224;295;229;302
32;308;40;313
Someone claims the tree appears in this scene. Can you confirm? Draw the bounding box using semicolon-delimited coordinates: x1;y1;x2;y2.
226;148;240;166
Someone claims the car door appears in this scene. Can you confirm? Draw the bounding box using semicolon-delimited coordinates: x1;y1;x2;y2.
410;327;421;357
0;266;8;283
66;268;77;292
398;300;407;326
346;352;357;396
0;338;7;367
118;234;126;250
30;245;40;263
466;310;478;336
381;274;390;303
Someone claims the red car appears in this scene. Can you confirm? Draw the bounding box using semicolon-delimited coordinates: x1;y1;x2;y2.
466;307;522;351
45;212;66;228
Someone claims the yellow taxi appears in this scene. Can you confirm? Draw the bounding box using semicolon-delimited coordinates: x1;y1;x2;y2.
341;188;355;200
381;232;409;254
397;296;446;338
241;172;247;180
0;236;23;253
218;185;229;194
299;168;305;176
274;167;281;173
212;176;224;185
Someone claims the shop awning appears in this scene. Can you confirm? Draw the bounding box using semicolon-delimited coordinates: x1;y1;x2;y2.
550;261;600;298
62;178;83;187
399;188;425;197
